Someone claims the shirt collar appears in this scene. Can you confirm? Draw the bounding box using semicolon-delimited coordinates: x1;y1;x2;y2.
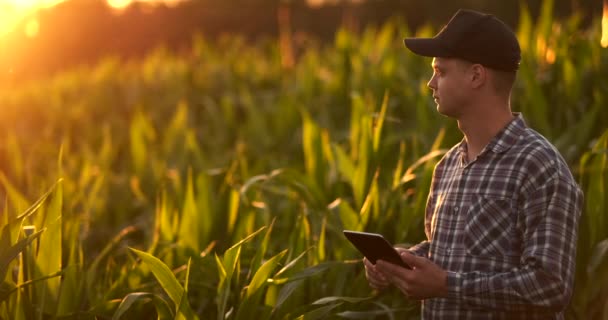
456;113;527;158
488;112;526;154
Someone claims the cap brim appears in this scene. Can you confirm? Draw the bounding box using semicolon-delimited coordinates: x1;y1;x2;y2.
403;38;449;57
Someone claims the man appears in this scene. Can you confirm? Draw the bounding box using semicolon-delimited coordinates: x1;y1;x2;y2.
363;9;583;319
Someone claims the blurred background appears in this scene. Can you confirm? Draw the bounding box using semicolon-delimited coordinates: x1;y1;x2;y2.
1;0;607;319
0;0;604;82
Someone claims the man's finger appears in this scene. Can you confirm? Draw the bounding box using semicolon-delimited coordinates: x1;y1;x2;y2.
366;267;388;282
375;259;408;277
384;272;411;297
400;251;424;268
363;258;389;287
369;276;388;288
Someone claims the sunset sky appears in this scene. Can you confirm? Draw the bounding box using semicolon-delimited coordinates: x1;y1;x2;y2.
0;0;341;40
0;0;184;38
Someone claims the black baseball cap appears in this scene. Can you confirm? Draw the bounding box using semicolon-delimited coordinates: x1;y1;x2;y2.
404;9;521;71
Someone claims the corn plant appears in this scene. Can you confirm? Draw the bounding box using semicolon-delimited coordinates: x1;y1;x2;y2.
0;0;606;318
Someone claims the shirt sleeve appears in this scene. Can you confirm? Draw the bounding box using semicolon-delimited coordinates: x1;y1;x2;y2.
446;166;583;312
408;240;430;257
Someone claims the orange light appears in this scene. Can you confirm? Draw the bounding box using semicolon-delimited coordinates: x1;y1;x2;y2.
545;48;556;64
0;0;62;38
0;0;185;39
107;0;185;10
24;18;39;38
107;0;131;9
602;0;608;48
307;0;324;8
6;0;39;9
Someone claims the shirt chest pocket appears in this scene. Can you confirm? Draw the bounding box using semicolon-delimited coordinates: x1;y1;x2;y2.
464;194;517;257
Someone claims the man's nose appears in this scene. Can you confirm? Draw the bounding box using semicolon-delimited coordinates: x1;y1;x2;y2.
427;75;436;90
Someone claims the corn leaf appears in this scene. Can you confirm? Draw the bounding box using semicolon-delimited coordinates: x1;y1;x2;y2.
130;248;198;320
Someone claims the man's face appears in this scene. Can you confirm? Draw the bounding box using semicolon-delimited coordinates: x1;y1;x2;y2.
427;57;471;118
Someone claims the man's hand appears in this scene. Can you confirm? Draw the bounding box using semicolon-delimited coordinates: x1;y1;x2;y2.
363;257;390;291
375;250;448;300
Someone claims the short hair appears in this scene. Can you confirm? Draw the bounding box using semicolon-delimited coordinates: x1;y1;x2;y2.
490;69;517;97
453;58;516;97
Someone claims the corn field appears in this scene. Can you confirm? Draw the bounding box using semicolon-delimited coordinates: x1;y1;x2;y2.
1;1;607;319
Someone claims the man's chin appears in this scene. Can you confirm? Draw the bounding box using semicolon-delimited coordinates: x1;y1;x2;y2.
436;105;458;118
436;104;446;115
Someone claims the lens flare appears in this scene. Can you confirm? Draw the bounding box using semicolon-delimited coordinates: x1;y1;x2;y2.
0;0;185;38
24;18;39;38
602;0;608;48
107;0;131;9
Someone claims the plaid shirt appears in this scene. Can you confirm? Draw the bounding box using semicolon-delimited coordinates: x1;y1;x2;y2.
409;113;583;319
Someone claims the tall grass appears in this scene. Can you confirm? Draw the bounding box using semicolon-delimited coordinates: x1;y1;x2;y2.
0;0;607;318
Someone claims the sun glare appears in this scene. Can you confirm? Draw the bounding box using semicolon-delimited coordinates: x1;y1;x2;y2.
0;0;185;38
24;18;39;38
107;0;130;9
602;0;608;48
0;0;60;38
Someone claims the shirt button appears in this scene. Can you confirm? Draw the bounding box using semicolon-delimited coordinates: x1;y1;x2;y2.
454;206;460;213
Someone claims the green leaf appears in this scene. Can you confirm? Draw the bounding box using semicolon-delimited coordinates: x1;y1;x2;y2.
0;280;16;303
184;258;191;292
112;292;173;320
312;296;372;305
588;238;608;275
274;249;311;279
329;198;359;231
130;110;156;174
359;170;379;226
273;279;304;312
395;149;447;189
86;226;137;300
216;252;232;320
235;250;287;320
56;263;81;316
353;114;372;209
296;303;342;320
0;172;29;217
275;261;340;284
301;109;327;187
0;229;44;282
250;219;275;277
336;304;415;320
341;301;409;320
217;226;266;320
34;179;63;310
227;189;240;235
318;217;327;262
277;169;325;210
12;181;58;225
195;172;214;248
178;169;200;253
130;248;198;320
175;258;194;320
0;270;63;303
372;91;389;153
227;225;267;251
246;250;287;298
333;144;356;183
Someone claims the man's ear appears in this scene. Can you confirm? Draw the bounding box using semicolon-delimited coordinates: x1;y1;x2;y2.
470;64;486;89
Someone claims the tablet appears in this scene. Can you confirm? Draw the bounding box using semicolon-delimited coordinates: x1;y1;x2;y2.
343;230;411;269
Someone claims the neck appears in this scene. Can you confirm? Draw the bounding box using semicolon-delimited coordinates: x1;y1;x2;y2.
457;99;514;162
